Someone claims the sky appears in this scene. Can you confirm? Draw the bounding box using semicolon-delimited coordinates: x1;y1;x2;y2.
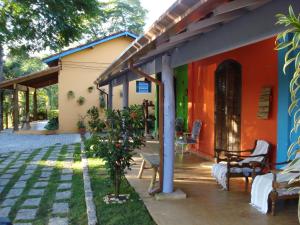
141;0;177;30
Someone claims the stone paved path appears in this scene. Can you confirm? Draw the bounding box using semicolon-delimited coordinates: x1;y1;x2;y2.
48;145;74;225
0;144;76;224
0;133;81;153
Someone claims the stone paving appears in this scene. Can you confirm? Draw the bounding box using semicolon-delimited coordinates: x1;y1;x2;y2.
0;144;75;224
0;133;81;153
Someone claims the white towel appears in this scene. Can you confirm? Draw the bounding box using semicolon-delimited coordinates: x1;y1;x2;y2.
212;140;269;189
250;172;300;214
212;163;260;189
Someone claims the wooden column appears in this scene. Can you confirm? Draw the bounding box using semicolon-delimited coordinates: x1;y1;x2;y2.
161;54;175;193
13;88;19;131
108;82;113;110
0;91;3;131
0;45;4;131
25;88;30;118
122;75;129;108
33;89;37;121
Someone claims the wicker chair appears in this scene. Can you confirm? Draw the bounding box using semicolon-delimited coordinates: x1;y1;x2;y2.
212;140;271;191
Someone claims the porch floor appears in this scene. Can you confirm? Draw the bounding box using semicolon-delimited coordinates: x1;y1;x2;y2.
126;142;298;225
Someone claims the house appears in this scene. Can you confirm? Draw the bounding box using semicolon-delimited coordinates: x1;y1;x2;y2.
0;32;156;133
95;0;300;195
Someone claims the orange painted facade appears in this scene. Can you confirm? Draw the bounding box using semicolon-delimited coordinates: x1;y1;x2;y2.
188;38;278;161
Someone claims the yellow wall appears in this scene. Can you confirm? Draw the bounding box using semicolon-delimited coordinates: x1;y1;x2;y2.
112;78;156;110
58;37;135;132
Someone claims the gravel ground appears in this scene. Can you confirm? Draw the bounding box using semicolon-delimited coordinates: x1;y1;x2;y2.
0;133;81;153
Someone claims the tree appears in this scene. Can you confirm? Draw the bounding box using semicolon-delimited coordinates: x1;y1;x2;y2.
0;0;99;52
0;0;99;129
85;105;144;199
3;51;46;79
85;0;147;39
275;6;300;222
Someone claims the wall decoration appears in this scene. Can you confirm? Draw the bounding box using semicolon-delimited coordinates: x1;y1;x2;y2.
88;86;94;93
67;90;75;99
77;96;86;106
257;87;272;119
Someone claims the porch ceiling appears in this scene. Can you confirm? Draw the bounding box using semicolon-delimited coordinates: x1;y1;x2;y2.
0;66;60;90
96;0;271;86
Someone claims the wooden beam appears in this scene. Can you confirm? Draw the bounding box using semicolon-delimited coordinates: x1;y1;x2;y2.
187;10;244;33
13;89;19;131
15;84;29;92
0;66;60;89
213;0;271;15
142;10;245;61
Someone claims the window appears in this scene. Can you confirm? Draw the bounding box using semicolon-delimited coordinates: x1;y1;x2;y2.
136;81;151;93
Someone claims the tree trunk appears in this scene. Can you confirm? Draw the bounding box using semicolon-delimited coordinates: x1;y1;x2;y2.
114;166;121;198
0;45;4;131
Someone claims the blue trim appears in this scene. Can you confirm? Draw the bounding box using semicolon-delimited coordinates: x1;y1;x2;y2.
43;32;137;64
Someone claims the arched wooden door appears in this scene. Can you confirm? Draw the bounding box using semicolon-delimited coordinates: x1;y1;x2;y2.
214;59;241;152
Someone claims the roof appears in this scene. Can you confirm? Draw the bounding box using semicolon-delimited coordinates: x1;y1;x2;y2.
96;0;271;86
0;66;60;89
43;31;137;64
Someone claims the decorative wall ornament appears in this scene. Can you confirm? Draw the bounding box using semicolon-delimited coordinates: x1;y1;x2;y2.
77;96;86;106
257;87;272;119
67;90;75;99
88;86;94;93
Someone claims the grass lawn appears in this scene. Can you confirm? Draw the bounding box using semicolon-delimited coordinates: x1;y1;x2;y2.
88;157;156;225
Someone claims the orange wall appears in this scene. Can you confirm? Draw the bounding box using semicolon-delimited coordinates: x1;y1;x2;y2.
188;38;278;161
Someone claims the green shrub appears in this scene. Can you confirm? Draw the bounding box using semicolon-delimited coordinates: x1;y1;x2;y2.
45;117;59;130
85;105;144;198
37;110;47;120
48;110;59;120
86;106;105;133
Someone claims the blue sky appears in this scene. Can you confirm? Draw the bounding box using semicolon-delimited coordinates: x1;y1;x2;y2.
141;0;177;29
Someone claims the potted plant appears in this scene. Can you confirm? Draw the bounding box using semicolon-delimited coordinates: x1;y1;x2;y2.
87;86;94;93
175;117;184;137
67;90;75;99
77;96;85;105
77;116;86;136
